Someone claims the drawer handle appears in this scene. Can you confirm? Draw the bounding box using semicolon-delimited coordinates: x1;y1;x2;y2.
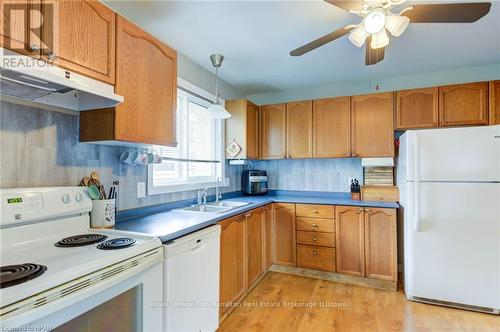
313;251;318;255
312;209;319;214
312;223;318;228
312;236;317;241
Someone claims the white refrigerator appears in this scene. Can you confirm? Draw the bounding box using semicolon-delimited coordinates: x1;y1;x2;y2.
397;125;500;314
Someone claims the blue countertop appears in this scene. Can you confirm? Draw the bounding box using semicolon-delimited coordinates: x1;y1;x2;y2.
115;191;399;243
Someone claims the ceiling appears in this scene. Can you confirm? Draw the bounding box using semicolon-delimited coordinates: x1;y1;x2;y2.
105;0;500;95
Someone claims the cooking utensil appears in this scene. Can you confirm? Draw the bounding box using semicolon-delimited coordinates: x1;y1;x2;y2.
88;185;101;200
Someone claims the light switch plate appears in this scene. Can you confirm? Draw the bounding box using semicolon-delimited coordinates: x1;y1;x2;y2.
137;182;146;198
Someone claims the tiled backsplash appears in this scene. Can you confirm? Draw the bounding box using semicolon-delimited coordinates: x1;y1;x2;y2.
251;158;362;192
0;101;242;210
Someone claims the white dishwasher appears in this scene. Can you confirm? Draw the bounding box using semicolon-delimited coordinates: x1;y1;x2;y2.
163;225;221;332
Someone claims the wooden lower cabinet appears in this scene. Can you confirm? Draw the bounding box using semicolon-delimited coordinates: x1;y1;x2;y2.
219;214;246;318
335;206;365;277
264;205;273;269
364;208;397;281
246;207;265;286
273;203;296;266
296;244;335;272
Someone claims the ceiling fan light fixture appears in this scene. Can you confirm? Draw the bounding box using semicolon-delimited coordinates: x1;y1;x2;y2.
370;29;389;49
385;14;410;37
348;25;369;48
363;8;386;34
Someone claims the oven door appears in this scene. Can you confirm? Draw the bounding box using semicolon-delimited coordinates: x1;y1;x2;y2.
1;249;163;332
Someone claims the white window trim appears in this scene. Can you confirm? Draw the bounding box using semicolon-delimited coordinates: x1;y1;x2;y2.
147;78;226;195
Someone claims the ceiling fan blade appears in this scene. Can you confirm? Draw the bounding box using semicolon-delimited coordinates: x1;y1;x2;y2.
402;3;491;23
324;0;364;12
290;27;353;56
365;38;385;66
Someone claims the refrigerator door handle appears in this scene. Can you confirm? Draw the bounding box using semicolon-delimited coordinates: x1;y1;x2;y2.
414;133;421;232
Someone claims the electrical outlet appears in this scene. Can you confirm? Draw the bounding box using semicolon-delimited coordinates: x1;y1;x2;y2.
137;182;146;198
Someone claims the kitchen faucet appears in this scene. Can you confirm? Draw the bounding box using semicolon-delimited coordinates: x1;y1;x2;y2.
197;188;208;205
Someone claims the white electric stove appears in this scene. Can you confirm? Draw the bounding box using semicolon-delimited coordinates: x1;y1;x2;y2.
0;187;164;331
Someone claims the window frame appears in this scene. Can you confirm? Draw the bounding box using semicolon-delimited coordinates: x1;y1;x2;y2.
147;77;226;195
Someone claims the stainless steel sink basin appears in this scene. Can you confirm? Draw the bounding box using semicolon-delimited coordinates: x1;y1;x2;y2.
173;201;252;214
174;205;233;213
205;201;251;208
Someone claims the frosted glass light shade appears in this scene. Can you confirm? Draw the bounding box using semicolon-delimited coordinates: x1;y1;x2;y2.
385;14;410;37
207;103;231;119
370;29;389;49
363;8;386;34
348;25;369;48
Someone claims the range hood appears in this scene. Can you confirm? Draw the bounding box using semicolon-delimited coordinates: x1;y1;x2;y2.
0;48;123;111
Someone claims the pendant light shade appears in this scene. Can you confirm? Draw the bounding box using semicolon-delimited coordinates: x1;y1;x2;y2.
207;54;231;119
370;29;389;49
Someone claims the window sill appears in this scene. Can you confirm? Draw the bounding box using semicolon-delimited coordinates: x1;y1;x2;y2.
147;178;230;195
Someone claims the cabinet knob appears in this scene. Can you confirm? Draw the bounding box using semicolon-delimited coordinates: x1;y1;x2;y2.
30;44;39;52
312;236;317;241
312;223;318;228
312;209;319;214
47;51;57;60
312;251;318;255
286;154;291;159
365;208;371;212
352;153;358;157
245;213;251;218
346;153;351;157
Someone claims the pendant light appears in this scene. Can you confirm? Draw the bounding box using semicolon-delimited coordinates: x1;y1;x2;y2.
207;54;231;119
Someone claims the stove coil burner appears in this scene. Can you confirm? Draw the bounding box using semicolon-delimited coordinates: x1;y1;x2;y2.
0;263;47;288
55;234;108;247
97;237;136;250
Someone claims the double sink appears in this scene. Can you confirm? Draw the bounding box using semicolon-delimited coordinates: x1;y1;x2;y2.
173;200;252;214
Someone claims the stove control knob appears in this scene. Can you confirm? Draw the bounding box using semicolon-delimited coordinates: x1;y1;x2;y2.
62;193;71;204
75;192;84;202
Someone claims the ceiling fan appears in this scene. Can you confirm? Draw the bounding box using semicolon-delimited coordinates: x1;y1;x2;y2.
290;0;492;65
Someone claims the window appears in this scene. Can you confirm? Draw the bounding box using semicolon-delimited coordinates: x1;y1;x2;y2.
148;79;224;194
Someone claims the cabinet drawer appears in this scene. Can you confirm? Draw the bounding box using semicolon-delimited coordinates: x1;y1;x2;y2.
296;231;335;247
296;218;334;233
296;204;334;219
297;244;335;272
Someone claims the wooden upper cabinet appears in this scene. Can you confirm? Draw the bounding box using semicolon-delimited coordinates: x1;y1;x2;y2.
225;99;259;159
351;92;394;157
396;87;439;129
0;0;44;57
286;100;312;158
47;0;115;84
489;81;500;125
260;104;286;159
273;203;296;266
264;205;274;269
114;16;177;145
219;214;246;318
246;208;265;286
312;97;351;158
335;206;365;277
364;208;397;281
439;82;489;126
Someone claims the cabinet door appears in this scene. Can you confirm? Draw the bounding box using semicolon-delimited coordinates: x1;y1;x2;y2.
335;206;365;277
439;82;488;126
0;0;41;57
219;214;246;318
273;203;296;266
264;205;274;269
260;104;286;159
46;0;115;84
246;208;265;286
246;102;259;159
364;208;397;281
286;100;312;158
312;97;351;158
351;93;394;157
396;87;439;129
114;16;177;146
489;81;500;125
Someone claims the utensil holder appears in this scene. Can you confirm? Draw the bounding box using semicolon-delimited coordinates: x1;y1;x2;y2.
90;199;115;229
